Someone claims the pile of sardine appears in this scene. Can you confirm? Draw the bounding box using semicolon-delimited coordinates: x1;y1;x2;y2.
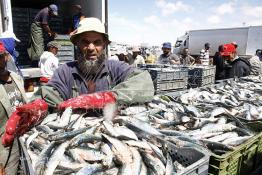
21;107;189;175
118;77;262;154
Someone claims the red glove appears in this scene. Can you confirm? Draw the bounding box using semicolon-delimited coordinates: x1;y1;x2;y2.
2;99;48;147
58;91;116;110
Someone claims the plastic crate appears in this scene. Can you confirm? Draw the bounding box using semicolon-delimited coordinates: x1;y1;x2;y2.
188;75;215;88
148;68;188;81
138;64;168;69
162;138;210;175
154;79;188;94
188;66;216;77
54;35;75;63
208;132;262;175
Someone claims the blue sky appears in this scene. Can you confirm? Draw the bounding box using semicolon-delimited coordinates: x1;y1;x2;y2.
108;0;262;46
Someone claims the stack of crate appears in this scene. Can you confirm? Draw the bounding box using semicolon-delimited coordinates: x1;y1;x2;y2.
12;7;31;66
146;67;188;94
54;35;75;64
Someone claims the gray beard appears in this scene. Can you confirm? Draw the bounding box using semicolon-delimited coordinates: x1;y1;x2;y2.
77;52;106;80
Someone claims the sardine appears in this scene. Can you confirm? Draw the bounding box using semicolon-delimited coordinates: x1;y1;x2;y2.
141;151;165;175
222;136;251;146
130;147;142;175
165;153;174;175
44;141;70;175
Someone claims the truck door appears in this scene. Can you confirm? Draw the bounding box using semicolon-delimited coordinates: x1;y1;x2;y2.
246;26;262;56
0;0;13;33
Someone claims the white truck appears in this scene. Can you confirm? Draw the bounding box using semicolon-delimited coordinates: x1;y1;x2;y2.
0;0;108;91
173;26;262;58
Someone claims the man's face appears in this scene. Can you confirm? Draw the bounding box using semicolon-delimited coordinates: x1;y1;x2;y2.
73;7;81;14
76;32;108;78
183;49;189;56
77;32;107;61
50;47;58;55
162;47;171;55
132;52;139;58
0;53;8;73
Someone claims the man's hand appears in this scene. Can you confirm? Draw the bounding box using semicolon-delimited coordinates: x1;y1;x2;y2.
58;91;116;110
2;99;48;147
48;32;57;38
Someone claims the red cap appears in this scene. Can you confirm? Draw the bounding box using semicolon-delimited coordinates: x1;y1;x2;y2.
0;42;6;53
221;43;236;56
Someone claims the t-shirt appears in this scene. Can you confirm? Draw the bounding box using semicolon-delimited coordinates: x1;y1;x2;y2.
39;51;59;79
2;80;24;112
34;7;50;25
157;53;179;64
132;55;145;67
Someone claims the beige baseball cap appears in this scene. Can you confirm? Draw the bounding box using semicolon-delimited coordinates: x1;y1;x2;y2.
70;17;109;44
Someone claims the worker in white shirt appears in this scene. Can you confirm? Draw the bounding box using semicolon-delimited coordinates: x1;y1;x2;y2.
131;46;145;67
200;42;210;65
39;41;60;84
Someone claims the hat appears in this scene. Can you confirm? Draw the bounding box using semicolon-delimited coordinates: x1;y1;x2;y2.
117;48;128;55
0;42;6;54
70;17;109;44
49;4;58;16
162;42;172;49
0;31;20;42
132;46;140;52
47;41;60;49
221;44;236;56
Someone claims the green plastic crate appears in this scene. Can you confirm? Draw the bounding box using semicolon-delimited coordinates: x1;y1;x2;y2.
208;132;262;175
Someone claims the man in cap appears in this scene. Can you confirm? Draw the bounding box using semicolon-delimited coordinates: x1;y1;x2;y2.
131;46;145;67
27;4;58;67
145;50;156;64
157;42;179;64
221;43;251;78
213;45;226;80
0;41;28;175
39;41;61;84
1;17;154;148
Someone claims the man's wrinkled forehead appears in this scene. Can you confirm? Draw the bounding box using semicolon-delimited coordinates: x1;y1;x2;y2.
77;32;105;42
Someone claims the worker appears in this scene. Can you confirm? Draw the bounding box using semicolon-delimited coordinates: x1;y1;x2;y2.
27;4;58;67
145;50;156;64
179;48;195;65
39;41;61;84
69;5;85;36
0;42;28;175
0;31;23;77
157;42;179;65
131;46;145;67
117;49;129;63
213;45;225;80
222;44;251;78
200;42;210;65
1;18;154;148
249;49;262;76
